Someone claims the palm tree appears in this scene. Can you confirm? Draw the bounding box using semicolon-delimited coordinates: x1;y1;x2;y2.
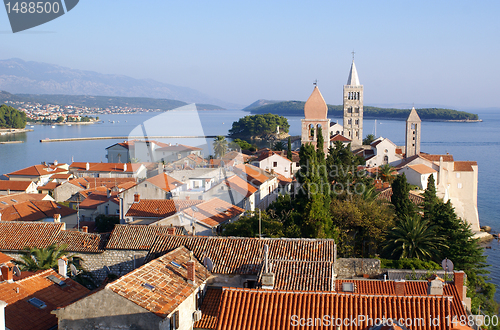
273;141;285;151
382;215;447;260
363;134;376;145
16;243;75;271
213;136;228;158
378;164;396;183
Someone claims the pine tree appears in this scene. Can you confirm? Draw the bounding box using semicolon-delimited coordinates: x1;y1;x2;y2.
391;173;415;220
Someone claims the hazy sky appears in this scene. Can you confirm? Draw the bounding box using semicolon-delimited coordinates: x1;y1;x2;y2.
1;1;499;109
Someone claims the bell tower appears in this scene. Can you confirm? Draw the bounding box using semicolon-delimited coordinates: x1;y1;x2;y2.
343;56;363;146
301;84;330;155
405;107;421;158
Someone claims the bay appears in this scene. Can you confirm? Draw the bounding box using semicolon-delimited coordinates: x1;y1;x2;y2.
0;109;498;299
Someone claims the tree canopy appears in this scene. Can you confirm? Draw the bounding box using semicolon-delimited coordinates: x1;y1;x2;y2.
0;104;27;128
229;113;289;139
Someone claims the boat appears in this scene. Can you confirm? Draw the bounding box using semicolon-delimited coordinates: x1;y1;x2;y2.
51;126;56;128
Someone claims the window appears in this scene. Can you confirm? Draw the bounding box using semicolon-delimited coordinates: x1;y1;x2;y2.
458;183;462;189
383;155;389;164
456;173;460;178
170;310;179;329
348;119;352;125
355;119;359;125
273;162;277;167
354;107;359;114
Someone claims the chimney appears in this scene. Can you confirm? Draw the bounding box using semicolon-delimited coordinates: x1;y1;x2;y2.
54;160;58;166
454;271;467;301
58;257;68;278
0;264;13;283
123;163;127;172
134;193;140;203
0;212;2;222
185;196;190;200
158;162;163;174
6;189;9;195
106;188;111;199
0;300;7;330
261;245;274;289
86;162;90;171
82;226;88;233
428;278;444;296
167;225;175;235
187;254;196;285
394;279;406;296
53;214;61;223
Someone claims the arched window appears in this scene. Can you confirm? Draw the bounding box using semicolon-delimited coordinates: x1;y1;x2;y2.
348;119;352;125
383;155;389;164
411;123;416;130
355;107;359;114
357;92;360;100
348;107;352;114
309;124;314;139
355;119;359;125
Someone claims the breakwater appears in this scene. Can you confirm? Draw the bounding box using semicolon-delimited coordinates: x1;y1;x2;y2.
0;141;24;144
39;135;227;143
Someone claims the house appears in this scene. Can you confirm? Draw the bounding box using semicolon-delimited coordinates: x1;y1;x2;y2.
37;180;60;196
6;164;68;185
0;266;89;330
0;200;77;226
233;164;279;209
53;177;136;202
124;198;203;224
398;164;438;190
329;121;344;137
156;143;203;163
395;153;480;231
53;246;211;330
363;137;403;167
329;133;351;148
154;197;245;236
69;162;147;179
0;193;54;211
78;188;120;221
0;180;38;195
106;140;176;163
250;150;292;178
118;173;186;220
204;174;258;211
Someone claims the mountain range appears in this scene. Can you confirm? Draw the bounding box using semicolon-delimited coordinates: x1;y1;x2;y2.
0;58;240;109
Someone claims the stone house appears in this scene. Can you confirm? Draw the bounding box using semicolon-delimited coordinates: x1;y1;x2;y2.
250;151;292;179
6;164;68;185
69;162;147;179
363;137;403;167
398;163;438;190
0;200;77;227
204;174;257;211
232;164;278;209
53;246;211;330
0;180;38;195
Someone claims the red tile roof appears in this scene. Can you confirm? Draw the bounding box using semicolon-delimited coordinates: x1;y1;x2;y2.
187;198;245;227
420;153;454;162
193;287;223;329
234;164;273;186
276;173;293;185
37;181;59;191
0;251;13;264
54;230;108;253
0;200;76;222
125;199;203;219
0;193;50;210
225;175;258;198
145;173;184;192
146;235;336;275
408;164;437;175
156;143;202;152
213;287;466;330
107;246;210;318
454;161;477;172
70;162;141;173
106;224;186;250
0;180;34;191
79;190;118;210
106;139;170;150
7;164;67;177
330;133;351;142
0;268;89;330
67;177;136;190
50;173;73;180
0;222;63;250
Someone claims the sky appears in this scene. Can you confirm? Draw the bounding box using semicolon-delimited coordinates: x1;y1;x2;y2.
1;0;499;109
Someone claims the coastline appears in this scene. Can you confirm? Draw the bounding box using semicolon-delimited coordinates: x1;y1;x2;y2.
0;128;33;135
27;121;97;126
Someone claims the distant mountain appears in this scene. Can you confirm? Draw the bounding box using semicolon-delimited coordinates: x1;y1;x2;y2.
0;91;225;111
247;101;479;121
242;99;283;111
0;58;240;109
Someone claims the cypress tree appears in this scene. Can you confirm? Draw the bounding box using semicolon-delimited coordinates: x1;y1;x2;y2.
422;174;438;221
391;173;415;220
287;136;292;161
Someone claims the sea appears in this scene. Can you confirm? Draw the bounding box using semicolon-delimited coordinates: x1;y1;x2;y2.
0;109;499;299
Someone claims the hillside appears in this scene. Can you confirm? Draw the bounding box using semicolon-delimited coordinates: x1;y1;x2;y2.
246;101;479;121
0;58;237;108
0;91;225;111
242;99;283;111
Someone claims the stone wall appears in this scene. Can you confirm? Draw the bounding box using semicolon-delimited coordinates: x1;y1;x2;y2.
335;258;381;278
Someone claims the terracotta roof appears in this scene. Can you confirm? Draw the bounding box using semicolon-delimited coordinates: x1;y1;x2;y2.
330;133;351;142
146;235;336;275
145;173;184;192
106;139;170;150
254;150;291;163
420;153;454;162
376;188;424;205
213;287;466;330
258;260;334;291
0;193;50;210
67;177;136;190
79;190;118;210
107;246;210;318
106;224;186;250
50;173;72;179
222;150;253;162
304;86;328;119
0;180;33;192
54;230;107;253
7;164;67;177
234;164;273;186
276;173;293;185
125;199;203;219
0;268;89;330
225;175;258;198
0;251;13;264
0;221;63;250
408;164;437;175
0;200;76;222
37;181;59;191
193;287;223;329
454;161;477;172
371;139;383;147
70;162;142;173
156;143;202;152
186;198;245;227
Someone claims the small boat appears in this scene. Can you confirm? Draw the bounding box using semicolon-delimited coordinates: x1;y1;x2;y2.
30;126;34;128
68;124;72;127
51;125;56;128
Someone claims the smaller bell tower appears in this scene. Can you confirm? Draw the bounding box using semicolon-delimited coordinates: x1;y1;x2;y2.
405;107;421;158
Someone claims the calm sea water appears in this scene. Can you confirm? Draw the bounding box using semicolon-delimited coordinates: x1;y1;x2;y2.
0;109;499;298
